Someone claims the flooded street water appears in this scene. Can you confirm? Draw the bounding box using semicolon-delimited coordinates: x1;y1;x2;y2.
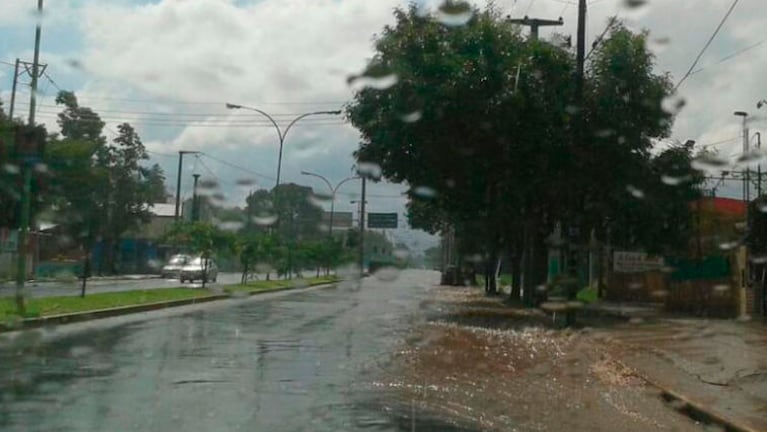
0;270;449;432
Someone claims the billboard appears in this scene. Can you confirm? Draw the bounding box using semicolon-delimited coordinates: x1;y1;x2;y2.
323;211;354;228
368;212;398;229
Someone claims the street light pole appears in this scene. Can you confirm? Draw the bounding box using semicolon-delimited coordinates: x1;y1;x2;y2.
225;103;341;188
175;151;199;221
301;171;359;237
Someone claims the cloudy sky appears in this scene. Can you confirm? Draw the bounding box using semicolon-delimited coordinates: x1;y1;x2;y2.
1;0;764;250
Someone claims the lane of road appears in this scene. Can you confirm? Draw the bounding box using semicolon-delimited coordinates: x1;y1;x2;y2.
0;270;440;432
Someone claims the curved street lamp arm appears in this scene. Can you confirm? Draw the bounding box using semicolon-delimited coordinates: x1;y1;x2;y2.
282;110;341;142
226;103;284;142
300;171;333;195
333;176;361;195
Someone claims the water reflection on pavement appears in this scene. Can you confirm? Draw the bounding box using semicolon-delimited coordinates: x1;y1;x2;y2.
0;270;455;432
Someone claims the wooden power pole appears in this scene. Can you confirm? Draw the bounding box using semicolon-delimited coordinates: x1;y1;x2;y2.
506;15;563;40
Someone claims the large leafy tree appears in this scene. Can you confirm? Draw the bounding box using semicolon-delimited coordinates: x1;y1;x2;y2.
347;4;695;300
48;91;170;278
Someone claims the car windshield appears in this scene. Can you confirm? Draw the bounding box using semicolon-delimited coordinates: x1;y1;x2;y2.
2;1;766;431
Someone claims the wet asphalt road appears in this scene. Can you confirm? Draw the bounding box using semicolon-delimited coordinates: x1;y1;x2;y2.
0;270;440;432
0;272;244;298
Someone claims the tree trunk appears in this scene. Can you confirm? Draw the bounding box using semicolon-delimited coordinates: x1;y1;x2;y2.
522;217;537;306
510;248;522;301
80;243;92;298
241;262;249;285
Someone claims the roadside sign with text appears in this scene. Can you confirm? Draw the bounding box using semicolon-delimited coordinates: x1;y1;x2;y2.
613;251;665;273
367;212;398;229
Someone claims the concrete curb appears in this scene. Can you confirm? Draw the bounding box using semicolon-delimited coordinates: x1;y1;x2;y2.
616;359;759;432
1;280;340;333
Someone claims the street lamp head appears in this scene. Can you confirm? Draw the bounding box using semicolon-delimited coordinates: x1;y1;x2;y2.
734;110;748;117
328;110;342;115
225;103;242;110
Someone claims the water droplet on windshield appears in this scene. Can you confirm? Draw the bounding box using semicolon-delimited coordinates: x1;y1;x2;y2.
691;154;729;172
412;186;437;199
758;203;767;213
400;111;423;123
713;284;730;294
252;214;278;226
255;262;274;274
357;162;382;179
307;193;332;208
626;185;644;199
374;266;400;282
66;58;84;70
718;240;740;251
236;178;257;187
623;0;648;7
2;163;19;175
217;221;244;232
751;255;767;264
733;149;767;169
661;94;686;115
34;163;48;174
70;346;93;358
661;174;690;185
594;129;615;138
435;2;473;27
198;179;219;190
565;104;581;115
393;248;410;260
347;65;399;91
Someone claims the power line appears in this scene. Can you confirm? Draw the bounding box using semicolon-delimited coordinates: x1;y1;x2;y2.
674;0;740;90
60;94;347;106
525;0;537;15
585;15;618;61
14;101;342;118
201;153;275;182
42;71;62;92
690;39;766;76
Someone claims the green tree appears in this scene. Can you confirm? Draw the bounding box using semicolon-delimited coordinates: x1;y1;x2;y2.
163;221;236;287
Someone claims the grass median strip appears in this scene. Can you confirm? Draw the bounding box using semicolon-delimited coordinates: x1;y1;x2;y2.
0;275;341;325
224;275;340;294
0;288;212;322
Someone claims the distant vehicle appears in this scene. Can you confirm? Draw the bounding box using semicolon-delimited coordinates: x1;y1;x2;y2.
161;254;191;279
180;257;218;283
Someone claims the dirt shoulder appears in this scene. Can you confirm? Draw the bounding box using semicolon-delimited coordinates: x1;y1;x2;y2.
372;286;703;431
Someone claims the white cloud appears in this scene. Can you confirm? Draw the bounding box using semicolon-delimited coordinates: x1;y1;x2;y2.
8;0;767;249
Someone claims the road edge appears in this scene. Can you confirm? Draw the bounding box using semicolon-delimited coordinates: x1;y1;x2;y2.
615;353;760;432
0;280;339;333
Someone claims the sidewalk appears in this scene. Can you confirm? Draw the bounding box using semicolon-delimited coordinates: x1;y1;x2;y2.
597;318;767;431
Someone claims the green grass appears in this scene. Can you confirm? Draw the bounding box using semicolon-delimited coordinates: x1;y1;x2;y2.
0;275;341;326
576;286;599;304
224;275;340;294
0;288;212;322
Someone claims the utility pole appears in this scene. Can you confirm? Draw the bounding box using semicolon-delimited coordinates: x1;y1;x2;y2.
359;177;367;277
174;150;199;221
15;0;44;314
191;174;200;222
507;15;563;40
756;132;762;198
9;59;20;120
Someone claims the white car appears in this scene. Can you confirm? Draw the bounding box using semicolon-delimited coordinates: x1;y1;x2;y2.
179;257;218;283
161;254;190;279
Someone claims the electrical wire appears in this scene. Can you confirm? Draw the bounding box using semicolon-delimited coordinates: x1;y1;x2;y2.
525;0;537;15
690;39;766;76
674;0;740;90
201;153;275;182
585;15;618;61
